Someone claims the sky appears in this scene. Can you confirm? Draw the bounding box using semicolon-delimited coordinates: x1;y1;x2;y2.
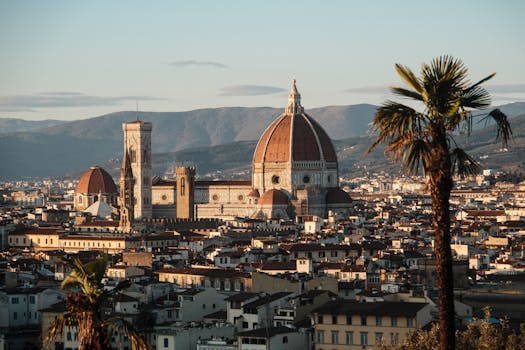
1;0;524;121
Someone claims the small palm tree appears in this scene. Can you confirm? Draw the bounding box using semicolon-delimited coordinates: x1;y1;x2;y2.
46;255;149;350
368;55;512;350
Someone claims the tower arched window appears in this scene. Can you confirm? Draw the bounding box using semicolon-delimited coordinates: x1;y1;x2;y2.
180;178;186;196
130;148;137;163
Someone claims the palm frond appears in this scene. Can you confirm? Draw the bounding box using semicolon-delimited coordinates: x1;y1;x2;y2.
104;317;150;350
481;108;513;146
461;85;492;109
421;56;469;119
451;147;481;177
395;64;423;93
368;101;426;153
61;257;90;290
61;256;104;302
45;312;77;345
391;86;423;101
84;254;108;285
468;72;496;90
403;138;431;175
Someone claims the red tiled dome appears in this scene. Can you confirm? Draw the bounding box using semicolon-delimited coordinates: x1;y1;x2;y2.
253;82;337;164
259;189;289;206
75;166;117;194
326;188;352;204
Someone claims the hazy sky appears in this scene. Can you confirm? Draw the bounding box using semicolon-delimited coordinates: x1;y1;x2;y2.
1;0;524;121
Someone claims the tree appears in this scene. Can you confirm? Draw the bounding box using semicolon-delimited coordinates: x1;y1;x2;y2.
368;55;512;350
378;307;525;350
46;255;149;350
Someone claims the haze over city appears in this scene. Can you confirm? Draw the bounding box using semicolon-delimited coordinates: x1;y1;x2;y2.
1;2;525;350
1;0;524;121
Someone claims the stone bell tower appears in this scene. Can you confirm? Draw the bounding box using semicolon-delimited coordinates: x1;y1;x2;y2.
122;115;152;220
176;166;195;219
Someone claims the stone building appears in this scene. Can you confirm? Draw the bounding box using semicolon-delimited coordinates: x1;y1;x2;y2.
141;81;352;222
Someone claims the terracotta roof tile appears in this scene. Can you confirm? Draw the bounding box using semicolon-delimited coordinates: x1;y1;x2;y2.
75;166;117;194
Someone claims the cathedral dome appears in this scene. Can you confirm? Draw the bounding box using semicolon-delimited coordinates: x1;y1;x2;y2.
253;80;337;164
75;166;117;195
259;189;289;206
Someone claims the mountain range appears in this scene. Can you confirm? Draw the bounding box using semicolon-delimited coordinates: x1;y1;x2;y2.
0;102;524;180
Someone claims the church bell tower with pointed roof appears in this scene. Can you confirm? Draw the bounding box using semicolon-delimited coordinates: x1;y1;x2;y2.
122;112;152;220
119;150;134;232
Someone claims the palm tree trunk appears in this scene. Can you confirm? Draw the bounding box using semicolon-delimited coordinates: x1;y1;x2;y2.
428;130;455;350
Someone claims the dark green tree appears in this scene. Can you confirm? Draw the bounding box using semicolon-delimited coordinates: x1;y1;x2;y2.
46;255;149;350
368;55;512;350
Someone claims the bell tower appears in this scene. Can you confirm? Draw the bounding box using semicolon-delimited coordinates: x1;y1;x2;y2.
122;115;152;220
176;166;195;219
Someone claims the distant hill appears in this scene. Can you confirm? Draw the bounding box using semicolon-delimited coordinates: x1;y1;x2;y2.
0;104;377;179
0;102;524;180
0;118;65;133
148;112;525;180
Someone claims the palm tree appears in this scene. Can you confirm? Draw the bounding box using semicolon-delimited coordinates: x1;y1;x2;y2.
368;55;512;350
46;255;149;350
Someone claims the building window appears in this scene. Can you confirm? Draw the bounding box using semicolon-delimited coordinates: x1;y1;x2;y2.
242;322;248;329
11;297;19;304
390;333;399;345
303;175;310;183
407;317;414;327
331;331;339;344
282;336;288;344
29;296;35;304
67;332;72;341
317;330;325;344
163;338;168;348
180;178;186;196
391;316;397;327
212;194;218;201
13;312;17;320
346;315;352;325
346;331;353;345
130;148;137;163
375;332;384;344
360;332;368;346
271;175;280;184
376;315;382;326
317;315;323;324
361;316;367;325
332;315;337;324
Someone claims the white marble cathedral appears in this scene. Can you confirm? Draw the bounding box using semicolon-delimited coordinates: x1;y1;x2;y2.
121;81;352;222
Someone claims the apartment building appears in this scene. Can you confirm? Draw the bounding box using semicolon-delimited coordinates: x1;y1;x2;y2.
312;299;432;349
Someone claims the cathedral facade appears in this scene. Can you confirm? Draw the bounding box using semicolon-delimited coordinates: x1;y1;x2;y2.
121;81;351;223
